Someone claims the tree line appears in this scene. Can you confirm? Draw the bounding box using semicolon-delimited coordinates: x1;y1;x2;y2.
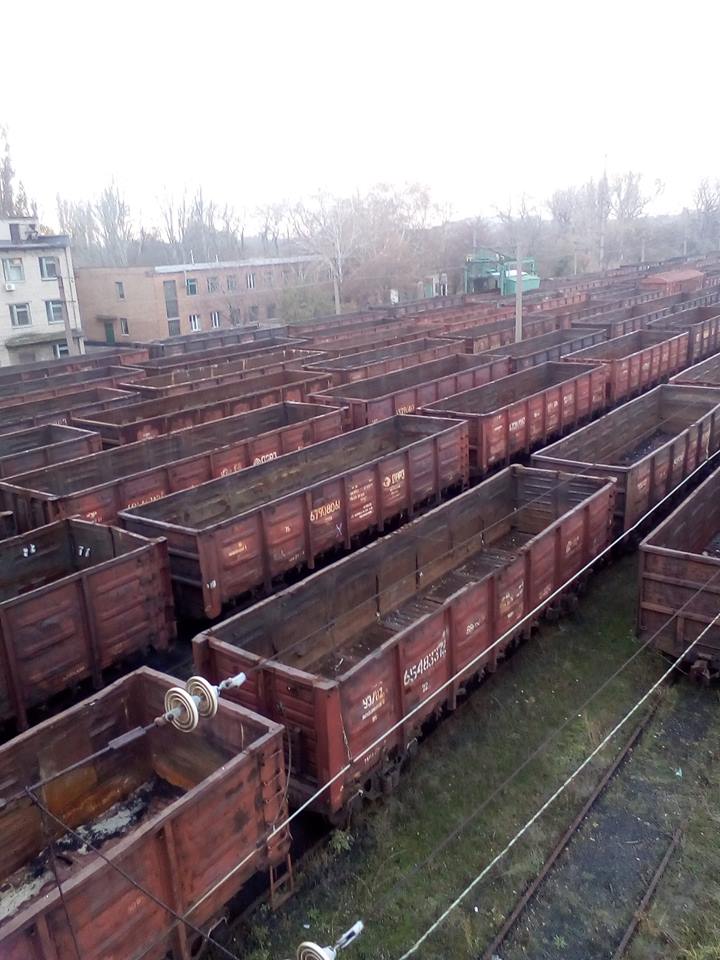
3;128;720;318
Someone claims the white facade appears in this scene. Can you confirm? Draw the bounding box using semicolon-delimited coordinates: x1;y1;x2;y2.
0;216;84;366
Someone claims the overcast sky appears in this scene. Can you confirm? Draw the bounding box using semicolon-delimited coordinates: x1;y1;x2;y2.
5;0;718;230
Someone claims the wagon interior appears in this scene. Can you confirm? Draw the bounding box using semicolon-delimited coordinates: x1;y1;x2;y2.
136;350;319;388
535;386;720;467
211;468;605;678
673;354;720;386
488;327;604;357
314;355;490;401
0;425;88;458
0;521;145;602
78;370;323;427
5;403;330;497
305;338;453;371
425;361;597;414
0;670;256;928
120;416;456;529
651;306;720;330
644;471;720;557
0;387;136;427
140;336;301;371
567;328;678;360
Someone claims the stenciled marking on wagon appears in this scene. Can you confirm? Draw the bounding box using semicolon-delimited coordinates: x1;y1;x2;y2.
403;635;448;687
252;451;279;465
310;499;341;522
361;684;386;722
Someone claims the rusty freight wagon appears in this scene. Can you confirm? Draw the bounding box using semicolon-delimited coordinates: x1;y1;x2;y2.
120;415;470;619
139;324;279;357
485;327;607;372
648;306;720;364
122;349;324;399
0;519;175;729
439;313;567;353
1;403;344;531
0;424;101;480
0;365;146;403
303;337;462;385
421;361;607;475
0;348;150;387
0;667;289;960
192;464;615;817
670;352;720;387
0;386;138;436
638;465;720;665
308;354;511;428
136;336;306;376
302;327;433;356
563;328;690;404
72;371;334;447
532;385;720;532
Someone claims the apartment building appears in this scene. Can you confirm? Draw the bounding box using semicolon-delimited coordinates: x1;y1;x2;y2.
0;216;84;365
76;255;328;343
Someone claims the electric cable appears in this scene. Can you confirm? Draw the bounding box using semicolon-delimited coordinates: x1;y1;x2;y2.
394;606;720;959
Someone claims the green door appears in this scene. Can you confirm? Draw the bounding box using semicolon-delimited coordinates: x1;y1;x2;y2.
104;321;116;344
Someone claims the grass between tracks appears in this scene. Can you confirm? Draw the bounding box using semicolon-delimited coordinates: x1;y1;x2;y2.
215;555;667;960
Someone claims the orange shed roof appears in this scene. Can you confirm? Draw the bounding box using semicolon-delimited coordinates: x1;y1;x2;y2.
641;268;705;284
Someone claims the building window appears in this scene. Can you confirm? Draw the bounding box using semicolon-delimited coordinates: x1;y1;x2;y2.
2;258;24;283
54;342;71;358
186;278;198;295
115;280;125;300
9;303;31;327
168;318;181;336
226;275;238;291
246;272;256;290
120;317;130;336
45;300;65;324
163;279;179;320
189;314;201;332
229;307;241;326
210;310;220;328
207;276;219;293
39;256;58;279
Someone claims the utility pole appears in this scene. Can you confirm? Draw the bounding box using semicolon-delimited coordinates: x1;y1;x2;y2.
515;235;523;342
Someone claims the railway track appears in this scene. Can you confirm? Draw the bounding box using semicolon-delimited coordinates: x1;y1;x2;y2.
482;683;715;960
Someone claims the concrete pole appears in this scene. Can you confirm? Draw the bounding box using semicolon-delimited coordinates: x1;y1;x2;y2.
515;236;523;342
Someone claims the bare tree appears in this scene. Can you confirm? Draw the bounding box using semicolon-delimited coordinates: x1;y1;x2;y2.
0;128;35;218
94;182;134;266
693;178;720;250
257;202;287;256
289;192;363;313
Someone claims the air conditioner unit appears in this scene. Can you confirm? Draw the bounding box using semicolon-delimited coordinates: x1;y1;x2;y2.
4;283;15;292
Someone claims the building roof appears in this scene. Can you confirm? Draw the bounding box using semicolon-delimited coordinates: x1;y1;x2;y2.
0;235;70;252
153;255;323;274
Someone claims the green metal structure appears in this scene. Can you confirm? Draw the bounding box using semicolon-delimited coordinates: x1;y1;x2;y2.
464;247;540;296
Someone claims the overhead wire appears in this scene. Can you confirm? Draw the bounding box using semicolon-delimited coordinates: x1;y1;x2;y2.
10;310;720;956
394;606;720;959
24;787;244;960
130;441;720;960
